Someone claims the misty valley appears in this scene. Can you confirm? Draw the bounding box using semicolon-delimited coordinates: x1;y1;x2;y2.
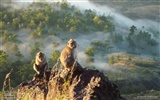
0;1;160;100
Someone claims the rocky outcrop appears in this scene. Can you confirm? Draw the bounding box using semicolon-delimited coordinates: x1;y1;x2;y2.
17;62;124;100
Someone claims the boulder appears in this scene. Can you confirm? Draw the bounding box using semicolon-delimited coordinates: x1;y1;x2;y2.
17;63;124;100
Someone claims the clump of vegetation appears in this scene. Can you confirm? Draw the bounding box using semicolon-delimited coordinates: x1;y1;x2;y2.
0;90;17;100
85;46;95;63
48;50;60;66
126;25;159;55
52;42;60;48
91;39;111;53
107;53;159;68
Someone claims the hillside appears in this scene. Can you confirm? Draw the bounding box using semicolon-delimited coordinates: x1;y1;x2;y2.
106;53;160;93
89;0;160;22
0;1;160;100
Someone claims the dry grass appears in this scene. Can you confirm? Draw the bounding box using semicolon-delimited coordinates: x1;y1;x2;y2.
108;53;159;68
91;1;160;21
0;91;17;100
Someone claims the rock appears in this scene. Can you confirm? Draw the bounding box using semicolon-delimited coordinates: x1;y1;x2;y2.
17;64;124;100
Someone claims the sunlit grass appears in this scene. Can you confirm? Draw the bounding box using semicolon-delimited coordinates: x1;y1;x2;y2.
0;90;17;100
108;53;159;68
99;53;160;95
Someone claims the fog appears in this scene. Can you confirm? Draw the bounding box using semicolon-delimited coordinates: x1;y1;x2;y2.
69;0;160;69
71;0;160;31
1;0;160;70
17;29;64;59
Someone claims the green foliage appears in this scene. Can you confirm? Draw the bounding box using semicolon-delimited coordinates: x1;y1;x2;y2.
12;44;24;59
12;18;20;29
130;25;137;35
17;64;34;81
91;39;111;53
31;26;44;38
85;46;95;57
110;33;123;44
52;42;60;48
91;40;105;48
1;30;21;44
86;56;94;63
30;41;42;57
0;21;5;29
108;55;115;65
142;69;150;74
126;25;158;54
0;50;8;67
136;30;158;47
85;46;96;63
48;50;60;66
60;2;69;10
93;15;107;31
69;26;77;33
107;53;159;68
0;2;115;34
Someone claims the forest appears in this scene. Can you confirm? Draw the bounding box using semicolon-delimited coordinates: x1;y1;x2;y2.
0;1;160;98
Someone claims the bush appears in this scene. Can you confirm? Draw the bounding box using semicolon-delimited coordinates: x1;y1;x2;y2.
85;46;95;57
86;56;94;63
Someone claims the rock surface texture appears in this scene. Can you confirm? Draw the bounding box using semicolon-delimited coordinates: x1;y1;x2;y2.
17;62;124;100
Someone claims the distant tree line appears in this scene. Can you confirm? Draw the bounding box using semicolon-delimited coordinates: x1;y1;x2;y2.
0;2;115;39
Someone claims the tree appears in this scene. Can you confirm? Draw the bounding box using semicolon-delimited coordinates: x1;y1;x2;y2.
0;21;5;29
93;16;99;23
75;10;83;16
60;2;68;9
108;56;115;65
28;19;36;29
70;26;77;33
84;9;96;19
17;64;34;82
0;50;8;67
48;29;53;35
110;33;123;44
3;14;8;20
9;33;20;43
31;26;43;38
2;30;21;44
2;30;10;44
12;18;19;29
30;41;42;57
85;46;95;63
36;26;43;37
86;56;94;63
85;46;95;57
12;44;24;59
126;25;137;50
49;50;60;66
129;25;137;35
52;42;59;48
91;40;111;53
